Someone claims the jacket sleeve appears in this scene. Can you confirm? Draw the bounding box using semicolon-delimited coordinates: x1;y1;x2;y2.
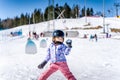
64;44;71;55
45;47;51;62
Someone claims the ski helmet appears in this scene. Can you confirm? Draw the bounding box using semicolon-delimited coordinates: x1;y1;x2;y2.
52;30;64;37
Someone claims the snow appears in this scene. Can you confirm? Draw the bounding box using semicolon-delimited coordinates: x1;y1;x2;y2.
0;17;120;80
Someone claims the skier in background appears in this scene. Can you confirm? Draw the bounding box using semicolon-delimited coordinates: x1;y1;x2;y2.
89;34;94;41
38;30;76;80
94;34;98;42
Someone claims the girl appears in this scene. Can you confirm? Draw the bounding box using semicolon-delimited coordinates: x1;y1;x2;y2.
38;30;76;80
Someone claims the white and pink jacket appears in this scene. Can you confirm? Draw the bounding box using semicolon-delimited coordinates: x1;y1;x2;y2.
45;42;71;63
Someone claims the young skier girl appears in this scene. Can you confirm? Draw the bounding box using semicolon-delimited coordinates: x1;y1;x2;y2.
38;30;76;80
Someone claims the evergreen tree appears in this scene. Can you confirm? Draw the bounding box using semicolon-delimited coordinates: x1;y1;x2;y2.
37;9;44;22
54;4;64;19
71;4;80;18
54;4;59;19
81;7;85;17
75;5;80;18
20;13;25;25
34;9;40;23
0;3;96;29
1;18;13;29
81;7;94;17
44;7;49;21
90;8;94;16
71;5;75;18
24;13;29;24
38;9;43;22
13;16;20;27
64;3;71;18
44;5;54;21
0;18;3;29
87;8;90;16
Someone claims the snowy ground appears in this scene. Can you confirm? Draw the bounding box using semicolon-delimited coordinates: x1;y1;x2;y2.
0;17;120;80
0;35;120;80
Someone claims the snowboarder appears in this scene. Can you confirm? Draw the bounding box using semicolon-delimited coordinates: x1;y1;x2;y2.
38;30;76;80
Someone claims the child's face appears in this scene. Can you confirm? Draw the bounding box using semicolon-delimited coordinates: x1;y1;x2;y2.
54;37;64;42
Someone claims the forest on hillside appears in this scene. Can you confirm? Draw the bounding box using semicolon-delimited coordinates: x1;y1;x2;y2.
0;3;102;30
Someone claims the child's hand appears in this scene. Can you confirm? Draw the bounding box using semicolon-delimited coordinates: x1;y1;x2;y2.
66;39;72;48
38;60;47;69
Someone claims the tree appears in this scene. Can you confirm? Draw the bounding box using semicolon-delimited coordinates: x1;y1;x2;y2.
0;18;3;29
81;7;94;17
71;4;80;18
44;5;54;21
87;8;90;16
75;5;80;18
0;3;96;29
54;4;64;19
81;7;85;17
13;16;20;27
44;7;49;21
20;13;25;25
33;9;39;23
1;18;13;29
24;13;29;24
90;8;94;16
64;3;71;18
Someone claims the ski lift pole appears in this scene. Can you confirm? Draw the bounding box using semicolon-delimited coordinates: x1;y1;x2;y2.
33;12;35;32
103;0;105;33
52;0;55;30
28;13;31;38
84;0;87;23
25;13;37;54
47;0;50;31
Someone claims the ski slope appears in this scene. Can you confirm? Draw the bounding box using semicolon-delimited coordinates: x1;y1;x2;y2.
0;17;120;80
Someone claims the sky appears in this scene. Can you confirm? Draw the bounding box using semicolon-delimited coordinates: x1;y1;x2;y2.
0;0;120;20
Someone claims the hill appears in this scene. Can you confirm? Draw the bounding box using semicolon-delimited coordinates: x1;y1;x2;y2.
0;17;120;80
